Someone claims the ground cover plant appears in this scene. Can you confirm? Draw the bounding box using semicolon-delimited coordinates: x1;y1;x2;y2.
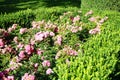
1;8;120;80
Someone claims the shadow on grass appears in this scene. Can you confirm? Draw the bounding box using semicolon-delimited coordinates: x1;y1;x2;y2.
0;0;81;14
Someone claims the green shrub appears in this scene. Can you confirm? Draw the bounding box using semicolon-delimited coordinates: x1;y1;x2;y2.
0;7;79;29
0;9;35;29
81;0;120;11
54;10;120;80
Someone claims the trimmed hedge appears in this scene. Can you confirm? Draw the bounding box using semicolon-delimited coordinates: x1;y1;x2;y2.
0;7;79;29
54;10;120;80
0;9;35;29
81;0;120;11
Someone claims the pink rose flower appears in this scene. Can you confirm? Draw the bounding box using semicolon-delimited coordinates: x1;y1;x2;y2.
43;31;49;38
22;73;35;80
17;43;24;49
68;50;78;56
8;27;14;33
56;35;62;45
73;15;80;23
34;63;39;68
20;28;27;34
13;36;19;44
42;60;51;67
34;32;44;41
19;51;25;59
36;49;44;55
49;32;55;37
88;17;96;22
0;39;4;47
85;10;93;16
25;44;34;55
7;76;14;80
89;27;100;34
46;68;54;75
12;24;17;29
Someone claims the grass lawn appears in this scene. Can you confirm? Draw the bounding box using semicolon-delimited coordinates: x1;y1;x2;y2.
0;0;81;13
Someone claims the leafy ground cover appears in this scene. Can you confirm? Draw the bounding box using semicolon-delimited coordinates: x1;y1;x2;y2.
0;8;120;80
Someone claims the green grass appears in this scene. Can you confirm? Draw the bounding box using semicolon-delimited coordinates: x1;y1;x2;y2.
0;0;81;13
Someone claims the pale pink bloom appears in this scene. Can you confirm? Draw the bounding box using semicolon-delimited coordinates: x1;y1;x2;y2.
99;19;105;24
17;43;24;49
89;27;100;34
8;27;14;33
19;51;25;58
88;17;96;22
56;35;62;45
13;36;18;44
85;10;93;16
55;51;61;59
79;27;82;31
66;59;70;66
22;73;35;80
0;39;4;47
49;32;55;37
20;28;27;34
2;48;7;54
25;44;34;55
43;31;49;38
12;24;17;29
34;63;39;68
34;32;44;41
71;28;78;33
42;60;51;67
68;50;78;56
46;68;54;75
73;15;80;23
36;49;44;55
9;58;22;70
6;45;12;53
41;56;45;60
7;76;14;80
30;39;35;45
32;21;40;28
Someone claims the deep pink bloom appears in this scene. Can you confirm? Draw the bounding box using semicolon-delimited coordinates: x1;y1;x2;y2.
3;31;9;37
25;44;34;55
42;60;51;67
46;68;54;75
20;28;27;34
0;39;4;47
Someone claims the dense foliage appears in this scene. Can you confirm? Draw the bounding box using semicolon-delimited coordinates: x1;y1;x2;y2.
0;8;120;80
81;0;120;11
